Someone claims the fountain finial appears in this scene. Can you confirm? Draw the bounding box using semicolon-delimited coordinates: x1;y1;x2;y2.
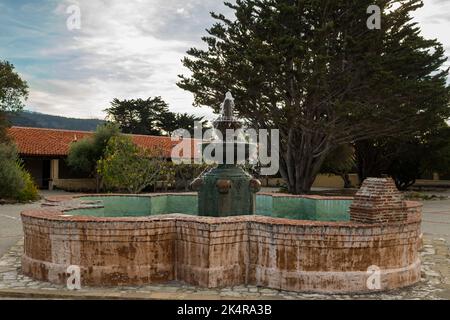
214;91;241;133
225;91;233;100
222;91;234;119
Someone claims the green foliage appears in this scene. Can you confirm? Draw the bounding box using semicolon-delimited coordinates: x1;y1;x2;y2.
104;97;207;136
67;138;96;174
67;123;120;192
171;163;212;191
0;142;38;201
177;0;450;193
0;143;24;199
387;139;425;190
356;124;450;190
321;145;356;175
0;60;29;142
98;135;168;193
67;123;120;175
160;112;208;136
0;60;28;113
16;165;39;202
320;144;356;188
389;126;450;190
105;97;169;135
0;112;11;143
421;126;450;177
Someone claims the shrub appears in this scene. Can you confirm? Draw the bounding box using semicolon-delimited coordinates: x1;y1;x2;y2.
0;142;39;201
16;165;39;202
173;163;212;191
97;135;167;193
67;123;120;192
0;143;24;199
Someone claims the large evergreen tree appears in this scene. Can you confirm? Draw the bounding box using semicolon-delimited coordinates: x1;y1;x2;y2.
178;0;450;193
105;97;169;135
159;112;207;136
105;97;207;136
0;60;28;142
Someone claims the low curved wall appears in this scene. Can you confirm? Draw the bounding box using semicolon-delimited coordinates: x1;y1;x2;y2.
21;193;422;293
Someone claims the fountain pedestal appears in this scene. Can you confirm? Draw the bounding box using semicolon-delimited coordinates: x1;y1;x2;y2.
195;165;260;217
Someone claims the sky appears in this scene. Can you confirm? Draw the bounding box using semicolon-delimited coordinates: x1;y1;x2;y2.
0;0;449;121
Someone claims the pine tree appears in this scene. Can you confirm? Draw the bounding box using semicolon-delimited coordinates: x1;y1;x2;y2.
178;0;450;194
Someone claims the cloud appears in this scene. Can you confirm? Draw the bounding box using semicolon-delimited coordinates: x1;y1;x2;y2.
2;0;231;120
1;0;448;121
413;0;450;69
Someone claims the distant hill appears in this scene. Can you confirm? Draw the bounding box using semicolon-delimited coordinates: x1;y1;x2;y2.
7;111;105;132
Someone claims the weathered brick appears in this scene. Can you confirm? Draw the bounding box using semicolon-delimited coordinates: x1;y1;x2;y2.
21;190;422;293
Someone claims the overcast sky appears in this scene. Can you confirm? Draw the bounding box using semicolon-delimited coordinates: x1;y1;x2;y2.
1;0;449;121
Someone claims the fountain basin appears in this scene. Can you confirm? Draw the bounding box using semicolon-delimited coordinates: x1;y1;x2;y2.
20;190;422;293
41;193;353;221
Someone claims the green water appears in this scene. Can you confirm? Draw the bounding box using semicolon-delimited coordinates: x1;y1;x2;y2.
68;194;351;221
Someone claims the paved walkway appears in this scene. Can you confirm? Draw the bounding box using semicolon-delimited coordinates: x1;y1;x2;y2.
0;202;38;258
0;190;69;257
420;190;450;245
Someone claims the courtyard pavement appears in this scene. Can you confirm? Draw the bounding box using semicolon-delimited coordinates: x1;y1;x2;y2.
0;189;449;299
420;189;450;245
0;190;68;257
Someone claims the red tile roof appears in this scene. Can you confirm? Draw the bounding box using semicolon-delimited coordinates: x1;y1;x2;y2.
8;126;199;158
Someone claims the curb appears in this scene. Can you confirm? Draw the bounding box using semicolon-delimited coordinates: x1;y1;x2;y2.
0;288;150;300
0;288;257;300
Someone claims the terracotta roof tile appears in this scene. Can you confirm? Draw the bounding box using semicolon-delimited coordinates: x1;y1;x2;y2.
8;126;199;159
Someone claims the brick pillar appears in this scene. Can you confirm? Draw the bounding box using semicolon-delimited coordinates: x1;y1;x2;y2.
350;178;406;224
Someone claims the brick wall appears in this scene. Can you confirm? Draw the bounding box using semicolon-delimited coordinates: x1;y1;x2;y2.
350;178;409;224
21;192;422;293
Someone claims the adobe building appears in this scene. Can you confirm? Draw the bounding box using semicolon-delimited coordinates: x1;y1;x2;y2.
8;126;183;191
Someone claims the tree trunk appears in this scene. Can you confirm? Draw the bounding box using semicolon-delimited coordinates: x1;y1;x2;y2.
280;130;330;194
341;173;352;188
95;173;100;193
355;140;390;182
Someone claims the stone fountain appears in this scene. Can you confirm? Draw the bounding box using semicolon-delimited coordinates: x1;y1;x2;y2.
19;94;423;293
190;92;261;217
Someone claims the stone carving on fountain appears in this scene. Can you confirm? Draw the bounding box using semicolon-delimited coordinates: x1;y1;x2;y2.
190;92;261;217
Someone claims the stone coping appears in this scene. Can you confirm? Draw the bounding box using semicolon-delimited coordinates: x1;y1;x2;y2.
22;193;422;227
44;192;355;203
45;192;423;205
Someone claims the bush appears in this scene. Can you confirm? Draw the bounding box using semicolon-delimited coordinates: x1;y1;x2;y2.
172;163;212;191
67;123;121;192
16;165;39;202
0;143;24;199
0;142;39;201
97;135;167;193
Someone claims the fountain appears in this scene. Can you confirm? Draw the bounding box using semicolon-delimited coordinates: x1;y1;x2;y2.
19;94;423;293
191;92;261;217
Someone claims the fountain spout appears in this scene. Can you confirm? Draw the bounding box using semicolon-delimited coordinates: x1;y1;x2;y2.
222;91;234;119
191;91;261;217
